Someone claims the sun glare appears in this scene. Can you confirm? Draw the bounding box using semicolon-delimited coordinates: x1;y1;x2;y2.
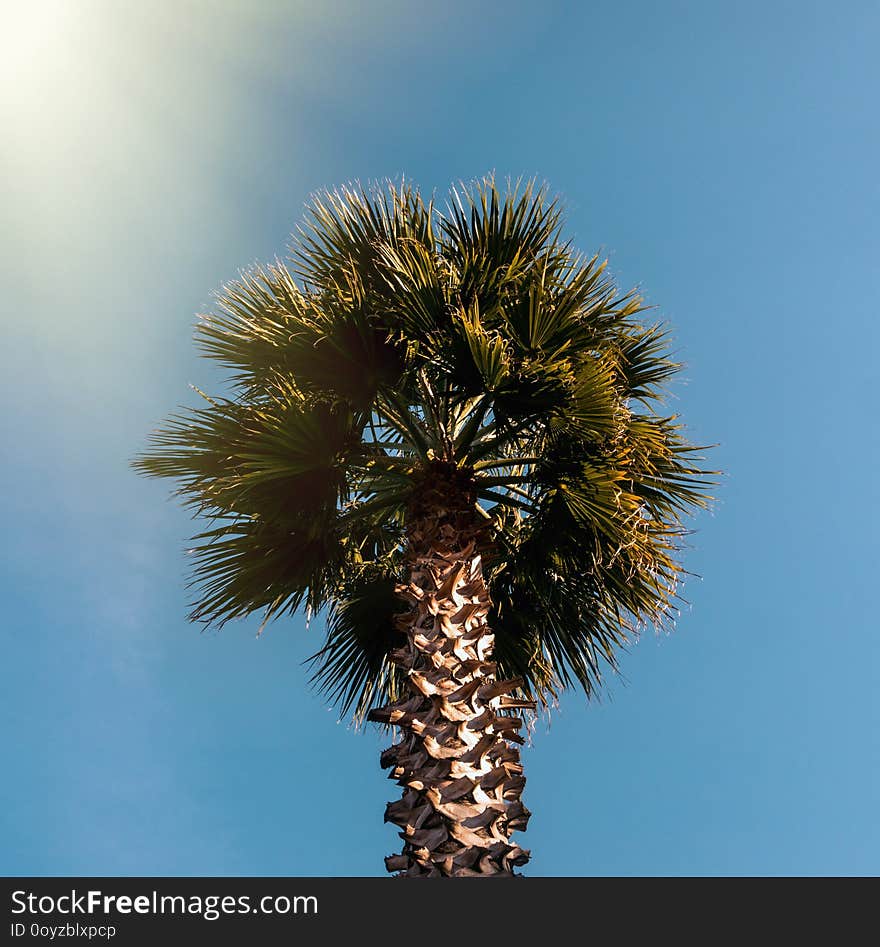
0;0;73;91
1;1;316;320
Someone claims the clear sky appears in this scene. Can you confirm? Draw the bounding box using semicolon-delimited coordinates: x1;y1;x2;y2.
2;0;878;876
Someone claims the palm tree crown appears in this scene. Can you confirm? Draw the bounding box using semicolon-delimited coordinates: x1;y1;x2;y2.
134;177;712;724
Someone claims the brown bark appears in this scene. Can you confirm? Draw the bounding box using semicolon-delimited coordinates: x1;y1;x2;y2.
369;464;534;876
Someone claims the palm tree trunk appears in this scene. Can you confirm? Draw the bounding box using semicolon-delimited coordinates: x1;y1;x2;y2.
369;465;534;876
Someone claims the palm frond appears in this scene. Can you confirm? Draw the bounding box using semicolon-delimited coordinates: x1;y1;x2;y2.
307;568;407;724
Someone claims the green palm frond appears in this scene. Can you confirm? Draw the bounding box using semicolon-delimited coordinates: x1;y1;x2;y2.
184;514;343;628
197;264;408;408
134;174;715;721
306;567;408;723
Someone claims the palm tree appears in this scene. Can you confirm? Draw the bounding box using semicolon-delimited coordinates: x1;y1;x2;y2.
133;177;712;877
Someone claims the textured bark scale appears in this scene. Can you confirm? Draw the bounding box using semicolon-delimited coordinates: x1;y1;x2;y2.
369;466;535;877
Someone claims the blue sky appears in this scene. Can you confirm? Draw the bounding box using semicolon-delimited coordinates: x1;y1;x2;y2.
2;0;878;876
